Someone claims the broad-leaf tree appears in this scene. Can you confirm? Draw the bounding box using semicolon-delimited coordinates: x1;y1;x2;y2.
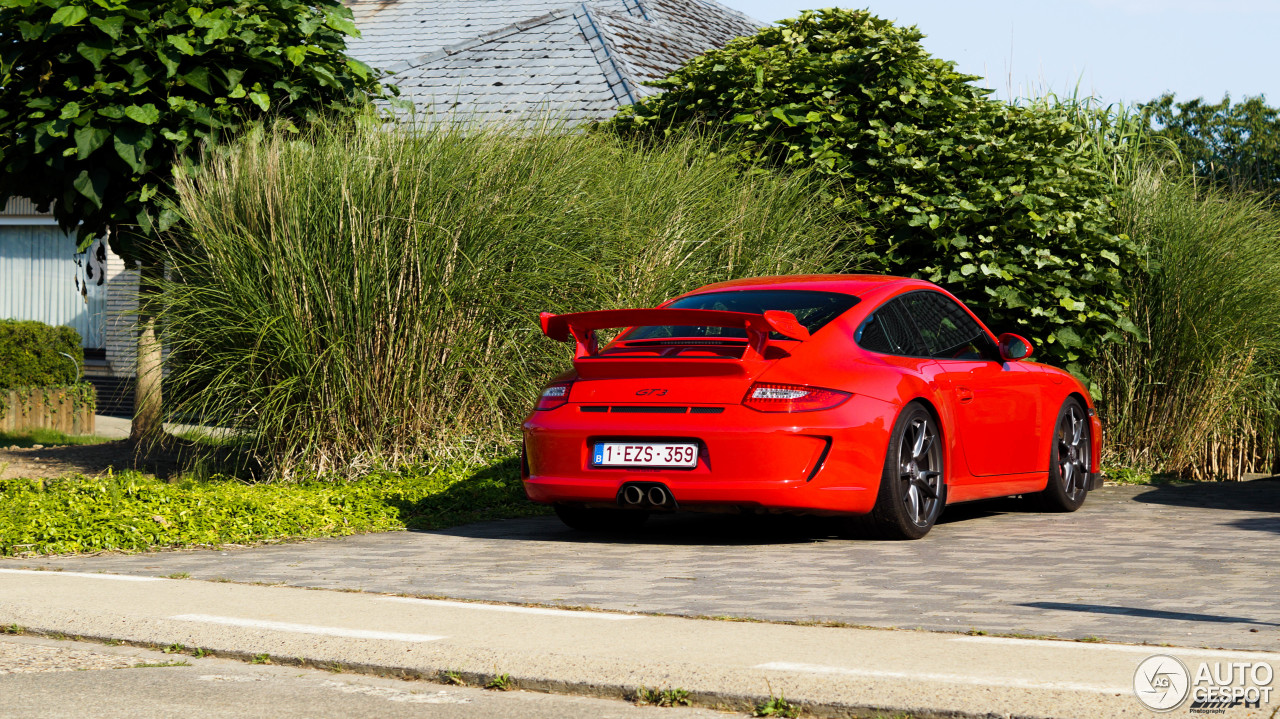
0;0;386;438
609;9;1138;374
1143;93;1280;198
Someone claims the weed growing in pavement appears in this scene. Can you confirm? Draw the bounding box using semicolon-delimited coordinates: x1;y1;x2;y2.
251;653;271;665
162;643;185;654
1;624;23;635
104;639;122;646
634;686;691;707
192;647;210;658
754;693;799;718
441;670;466;686
165;572;191;579
485;673;513;691
133;661;191;668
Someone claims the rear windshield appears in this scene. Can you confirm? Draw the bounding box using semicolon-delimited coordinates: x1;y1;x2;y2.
625;290;860;340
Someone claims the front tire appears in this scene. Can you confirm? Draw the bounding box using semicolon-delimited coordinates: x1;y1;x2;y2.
1029;398;1091;512
855;401;947;540
553;505;649;532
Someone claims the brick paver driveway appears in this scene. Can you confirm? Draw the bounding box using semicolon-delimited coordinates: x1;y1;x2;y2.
11;481;1280;651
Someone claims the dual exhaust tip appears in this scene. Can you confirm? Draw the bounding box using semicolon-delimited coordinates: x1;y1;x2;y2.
620;483;672;509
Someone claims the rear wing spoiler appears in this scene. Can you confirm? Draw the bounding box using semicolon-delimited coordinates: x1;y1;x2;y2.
539;308;810;361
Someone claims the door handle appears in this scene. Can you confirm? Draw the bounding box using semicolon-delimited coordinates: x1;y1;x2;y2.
956;386;974;403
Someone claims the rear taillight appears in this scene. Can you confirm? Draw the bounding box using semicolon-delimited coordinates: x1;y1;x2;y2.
535;381;572;411
743;382;851;412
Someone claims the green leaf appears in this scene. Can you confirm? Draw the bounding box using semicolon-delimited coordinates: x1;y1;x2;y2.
346;58;371;81
1099;249;1120;265
284;46;307;66
156;49;181;77
74;125;109;160
222;68;246;90
1055;327;1083;348
182;67;212;95
72;169;105;208
204;18;232;43
76;41;112;69
323;9;359;36
59;102;82;120
113;126;153;174
124;104;160;125
247;92;270;111
50;5;89;27
88;16;124;40
167;34;195;56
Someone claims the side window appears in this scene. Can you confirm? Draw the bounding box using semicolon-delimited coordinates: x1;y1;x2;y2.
898;291;995;361
856;299;923;356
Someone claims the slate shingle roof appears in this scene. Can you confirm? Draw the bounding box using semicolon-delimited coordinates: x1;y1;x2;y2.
344;0;762;123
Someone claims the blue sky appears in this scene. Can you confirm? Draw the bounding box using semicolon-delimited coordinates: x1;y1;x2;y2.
718;1;1278;108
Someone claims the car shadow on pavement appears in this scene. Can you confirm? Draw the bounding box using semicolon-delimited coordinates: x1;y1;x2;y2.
1019;601;1280;628
421;511;835;546
1130;476;1280;512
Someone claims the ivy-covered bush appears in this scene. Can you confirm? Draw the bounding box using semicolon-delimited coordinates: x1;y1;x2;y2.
609;9;1139;372
0;319;82;389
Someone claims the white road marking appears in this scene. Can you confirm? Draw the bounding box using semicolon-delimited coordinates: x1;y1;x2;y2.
0;569;163;582
754;661;1128;694
170;614;445;643
321;681;471;704
951;635;1280;661
378;596;641;620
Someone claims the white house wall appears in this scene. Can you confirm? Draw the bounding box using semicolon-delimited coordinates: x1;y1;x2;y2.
0;222;107;349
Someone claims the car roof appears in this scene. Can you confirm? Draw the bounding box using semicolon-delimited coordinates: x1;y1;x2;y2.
676;274;934;299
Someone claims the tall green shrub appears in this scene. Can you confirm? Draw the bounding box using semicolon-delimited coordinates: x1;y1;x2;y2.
0;320;82;389
160;121;852;478
609;8;1138;373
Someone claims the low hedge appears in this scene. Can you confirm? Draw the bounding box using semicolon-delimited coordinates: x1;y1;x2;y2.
0;319;82;390
0;457;544;556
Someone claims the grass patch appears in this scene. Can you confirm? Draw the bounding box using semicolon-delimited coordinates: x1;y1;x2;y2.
1103;467;1186;486
484;673;513;691
754;693;799;718
0;428;110;448
634;686;691;707
0;455;544;556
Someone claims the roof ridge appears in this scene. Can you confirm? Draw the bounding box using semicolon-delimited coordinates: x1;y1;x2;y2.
573;3;638;107
387;5;585;74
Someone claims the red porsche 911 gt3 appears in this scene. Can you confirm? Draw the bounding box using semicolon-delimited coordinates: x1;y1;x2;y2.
521;275;1102;539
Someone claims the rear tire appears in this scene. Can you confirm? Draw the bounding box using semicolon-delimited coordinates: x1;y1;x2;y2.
1029;398;1091;512
553;505;649;532
850;401;947;540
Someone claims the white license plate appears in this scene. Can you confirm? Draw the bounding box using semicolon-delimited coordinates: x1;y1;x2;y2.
593;442;698;467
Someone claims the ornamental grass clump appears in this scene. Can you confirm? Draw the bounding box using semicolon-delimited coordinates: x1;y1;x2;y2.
1092;169;1280;478
161;120;852;479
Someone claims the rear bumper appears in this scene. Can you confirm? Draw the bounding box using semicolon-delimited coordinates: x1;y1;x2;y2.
1087;471;1103;491
521;395;896;515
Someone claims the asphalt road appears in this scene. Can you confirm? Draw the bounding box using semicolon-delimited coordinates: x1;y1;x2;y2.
17;480;1280;651
0;634;738;719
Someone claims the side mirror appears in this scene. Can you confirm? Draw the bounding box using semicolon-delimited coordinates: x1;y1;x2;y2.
998;333;1033;361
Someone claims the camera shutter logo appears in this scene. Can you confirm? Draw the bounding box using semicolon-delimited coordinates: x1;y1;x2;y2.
1134;654;1191;711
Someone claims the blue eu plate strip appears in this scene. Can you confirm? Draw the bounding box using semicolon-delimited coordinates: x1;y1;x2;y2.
593;445;604;465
